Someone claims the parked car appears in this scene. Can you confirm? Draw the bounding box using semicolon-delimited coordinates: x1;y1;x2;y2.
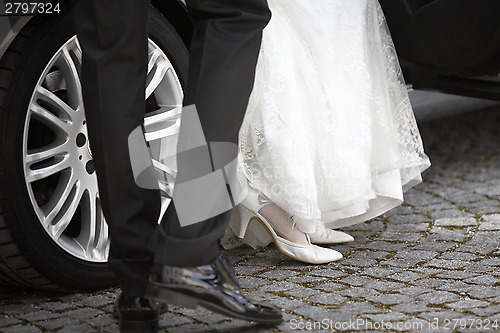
0;0;499;291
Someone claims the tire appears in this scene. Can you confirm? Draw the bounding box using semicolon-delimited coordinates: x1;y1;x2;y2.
0;8;188;291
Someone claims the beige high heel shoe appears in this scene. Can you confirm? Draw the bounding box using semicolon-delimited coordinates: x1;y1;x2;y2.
238;188;343;264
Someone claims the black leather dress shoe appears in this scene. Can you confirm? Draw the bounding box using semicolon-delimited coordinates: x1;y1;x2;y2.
145;252;283;325
113;294;160;333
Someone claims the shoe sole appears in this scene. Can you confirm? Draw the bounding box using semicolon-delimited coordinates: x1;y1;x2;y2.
145;284;282;326
312;238;354;245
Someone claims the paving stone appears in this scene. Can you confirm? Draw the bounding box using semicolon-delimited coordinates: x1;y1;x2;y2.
257;268;299;280
1;325;43;333
479;214;500;230
377;231;423;242
234;265;264;276
348;250;391;260
17;310;60;322
424;259;470;270
429;209;475;220
394;250;439;261
63;308;105;320
392;302;434;314
462;201;500;215
435;270;480;280
0;304;39;315
462;262;498;273
428;227;468;242
467;286;500;299
418;310;466;322
285;275;328;285
80;296;114;308
361;312;408;322
365;281;406;292
479;257;500;266
285;285;320;298
361;267;401;278
340;302;384;315
35;317;81;331
313;281;347;292
159;311;192;327
416;278;455;289
238;276;269;289
380;259;421;268
399;192;442;208
417;291;461;304
463;275;500;286
0;316;22;327
457;233;500;255
310;269;349;279
339;258;378;268
366;241;409;251
437;280;475;293
412;241;458;252
388;271;426;282
293;305;338;322
398;286;434;297
308;293;347;306
445;299;490;311
469;305;500;317
259;281;295;292
385;223;429;232
364;294;413;305
38;301;76;312
338;275;373;287
343;220;385;231
55;323;98;333
339;287;379;299
439;252;479;261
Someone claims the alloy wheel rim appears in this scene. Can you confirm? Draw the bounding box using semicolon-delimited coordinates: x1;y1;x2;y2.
22;36;183;262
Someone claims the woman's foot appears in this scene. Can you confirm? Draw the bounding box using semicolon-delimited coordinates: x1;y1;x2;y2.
257;195;309;245
239;188;343;264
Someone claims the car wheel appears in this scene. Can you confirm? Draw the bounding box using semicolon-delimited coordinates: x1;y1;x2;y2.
0;8;187;291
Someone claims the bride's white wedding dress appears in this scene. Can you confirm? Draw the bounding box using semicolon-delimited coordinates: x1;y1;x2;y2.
226;0;430;247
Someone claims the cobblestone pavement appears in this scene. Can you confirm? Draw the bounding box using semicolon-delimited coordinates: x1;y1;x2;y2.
2;107;500;332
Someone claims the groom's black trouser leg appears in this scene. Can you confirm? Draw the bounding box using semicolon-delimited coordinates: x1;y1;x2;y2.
72;0;269;297
72;0;157;297
153;0;271;267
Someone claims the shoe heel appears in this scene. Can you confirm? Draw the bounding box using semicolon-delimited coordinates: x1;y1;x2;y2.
146;284;199;308
119;318;158;333
238;206;273;248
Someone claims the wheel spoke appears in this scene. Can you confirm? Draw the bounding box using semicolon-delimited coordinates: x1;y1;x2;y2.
35;86;75;122
58;43;83;110
30;103;71;134
93;206;109;260
25;140;69;165
144;105;182;141
26;155;70;183
146;59;171;99
43;172;77;226
148;48;163;74
50;182;84;239
83;192;97;258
